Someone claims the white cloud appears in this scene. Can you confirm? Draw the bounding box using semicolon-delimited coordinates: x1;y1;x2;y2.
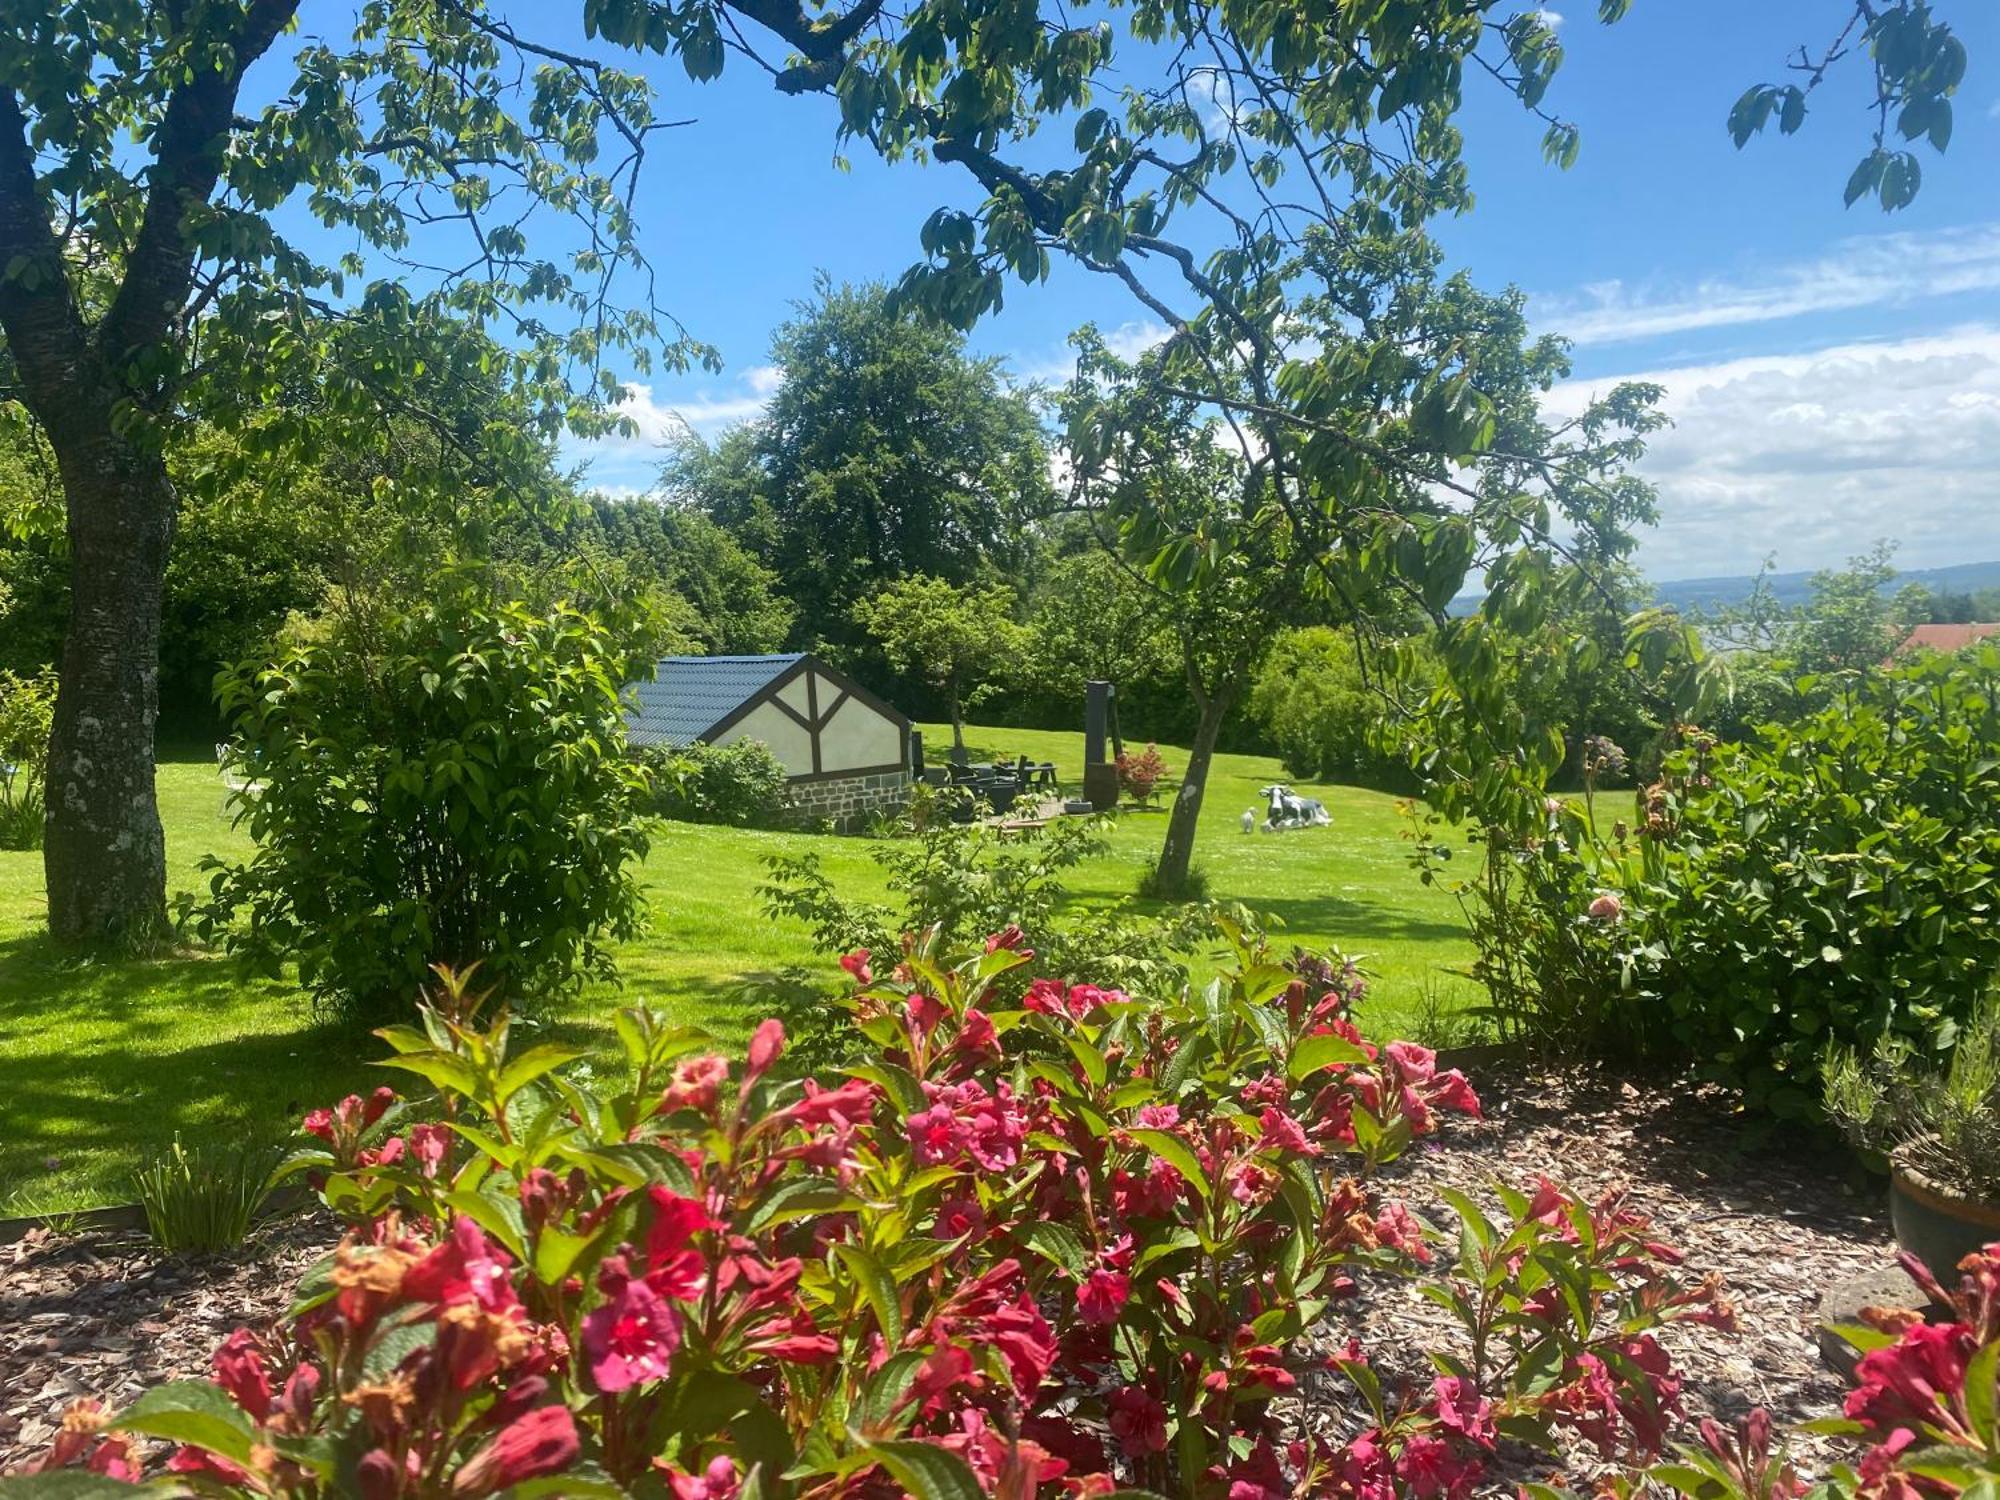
1545;325;2000;579
1535;8;1565;29
1014;319;1171;386
1534;222;2000;345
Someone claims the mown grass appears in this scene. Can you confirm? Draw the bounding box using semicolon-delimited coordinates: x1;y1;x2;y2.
0;721;1477;1209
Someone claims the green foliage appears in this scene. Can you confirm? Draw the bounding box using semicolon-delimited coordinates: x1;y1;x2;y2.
852;574;1024;749
0;666;55;849
1017;546;1178;712
1825;992;2000;1200
1637;652;2000;1116
641;739;792;829
1249;627;1424;790
675;281;1053;657
131;1136;278;1255
180;575;654;1016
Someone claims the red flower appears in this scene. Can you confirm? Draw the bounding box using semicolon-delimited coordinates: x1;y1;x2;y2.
211;1328;272;1422
1107;1386;1169;1457
839;948;873;985
1426;1069;1481;1118
409;1122;452;1179
1077;1267;1131;1325
1024;978;1066;1015
450;1404;579;1495
583;1255;681;1392
933;1195;987;1240
1847;1321;1975;1435
955;1006;999;1058
403;1216;519;1312
645;1187;714;1301
1394;1432;1479;1498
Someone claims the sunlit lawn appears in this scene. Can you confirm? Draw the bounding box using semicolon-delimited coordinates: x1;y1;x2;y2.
0;721;1476;1209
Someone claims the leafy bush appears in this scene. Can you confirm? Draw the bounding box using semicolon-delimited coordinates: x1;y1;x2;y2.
1636;651;2000;1115
180;578;653;1016
14;933;1731;1497
131;1136;280;1255
641;738;792;828
0;665;55;850
1249;626;1422;789
1113;742;1169;804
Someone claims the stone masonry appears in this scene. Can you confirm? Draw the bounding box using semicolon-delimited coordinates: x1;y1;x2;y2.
785;769;911;831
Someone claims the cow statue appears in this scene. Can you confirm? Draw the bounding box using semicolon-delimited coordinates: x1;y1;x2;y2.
1260;784;1330;832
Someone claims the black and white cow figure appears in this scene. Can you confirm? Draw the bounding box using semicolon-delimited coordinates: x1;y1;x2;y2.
1259;784;1330;832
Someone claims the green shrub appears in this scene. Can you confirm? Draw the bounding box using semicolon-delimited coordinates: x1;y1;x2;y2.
1248;626;1422;789
131;1136;279;1254
0;666;55;850
1636;651;2000;1115
1825;991;2000;1200
181;576;653;1016
640;737;791;827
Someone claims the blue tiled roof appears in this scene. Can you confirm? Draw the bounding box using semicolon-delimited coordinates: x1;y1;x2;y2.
625;654;805;747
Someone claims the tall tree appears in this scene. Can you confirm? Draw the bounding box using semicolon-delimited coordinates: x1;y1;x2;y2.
685;281;1055;654
0;3;692;940
852;574;1023;757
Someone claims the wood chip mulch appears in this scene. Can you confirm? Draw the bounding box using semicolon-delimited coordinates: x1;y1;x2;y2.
1317;1066;1893;1486
0;1074;1892;1484
0;1211;336;1473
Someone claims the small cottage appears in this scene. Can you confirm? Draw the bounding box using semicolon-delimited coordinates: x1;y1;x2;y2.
625;653;913;827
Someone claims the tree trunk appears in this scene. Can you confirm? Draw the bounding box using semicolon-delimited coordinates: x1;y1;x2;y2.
949;671;967;759
1154;685;1230;896
42;428;174;942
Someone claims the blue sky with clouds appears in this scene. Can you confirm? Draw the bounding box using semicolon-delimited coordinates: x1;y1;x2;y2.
541;0;2000;583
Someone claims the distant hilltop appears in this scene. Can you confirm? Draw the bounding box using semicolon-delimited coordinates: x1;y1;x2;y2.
1450;559;2000;617
1650;558;2000;614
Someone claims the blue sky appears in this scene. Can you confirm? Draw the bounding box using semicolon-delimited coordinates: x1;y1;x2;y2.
483;3;2000;581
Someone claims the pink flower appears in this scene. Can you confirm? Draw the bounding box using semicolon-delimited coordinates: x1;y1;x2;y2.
839;948;873;985
907;1102;964;1165
1427;1070;1481;1118
1258;1106;1316;1156
1385;1040;1437;1084
1588;892;1624;922
1107;1386;1169;1457
1375;1201;1431;1263
659;1053;731;1114
1023;978;1066;1015
409;1122;452;1179
1395;1432;1478;1499
932;1196;987;1240
1077;1268;1131;1324
783;1077;878;1129
645;1187;714;1301
450;1404;579;1495
956;1007;998;1058
985;924;1030;953
746;1019;785;1080
664;1456;741;1500
1431;1375;1496;1447
582;1256;681;1392
1134;1103;1180;1129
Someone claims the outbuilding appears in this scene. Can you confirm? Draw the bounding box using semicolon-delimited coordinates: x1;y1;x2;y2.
625;653;914;827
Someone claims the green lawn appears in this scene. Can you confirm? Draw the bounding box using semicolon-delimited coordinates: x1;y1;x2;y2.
0;722;1476;1210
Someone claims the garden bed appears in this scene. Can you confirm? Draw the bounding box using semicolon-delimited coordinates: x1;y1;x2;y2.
0;1073;1890;1483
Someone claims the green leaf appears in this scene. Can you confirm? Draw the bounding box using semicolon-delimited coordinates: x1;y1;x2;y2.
112;1379;259;1465
1128;1128;1210;1200
496;1042;587;1103
1288;1030;1369;1079
1018;1221;1089;1276
854;1438;986;1500
834;1243;906;1345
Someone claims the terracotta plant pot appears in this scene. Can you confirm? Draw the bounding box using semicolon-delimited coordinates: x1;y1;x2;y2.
1889;1154;2000;1284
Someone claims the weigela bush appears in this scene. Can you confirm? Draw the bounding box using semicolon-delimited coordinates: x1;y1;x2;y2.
1565;1244;2000;1500
15;928;1728;1498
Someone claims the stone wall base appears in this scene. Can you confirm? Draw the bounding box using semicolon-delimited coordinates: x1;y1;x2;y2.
785;769;911;831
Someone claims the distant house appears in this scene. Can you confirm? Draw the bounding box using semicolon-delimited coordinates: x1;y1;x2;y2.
625;653;913;827
1895;623;2000;657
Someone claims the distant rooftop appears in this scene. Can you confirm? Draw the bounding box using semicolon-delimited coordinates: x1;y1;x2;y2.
625;653;805;747
1898;623;2000;656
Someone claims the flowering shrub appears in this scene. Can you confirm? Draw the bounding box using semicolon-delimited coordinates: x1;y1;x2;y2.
14;927;1727;1497
1563;1244;2000;1500
1113;744;1169;806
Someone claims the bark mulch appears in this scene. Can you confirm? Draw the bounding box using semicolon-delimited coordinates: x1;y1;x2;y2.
0;1210;336;1473
1316;1065;1893;1487
0;1072;1892;1484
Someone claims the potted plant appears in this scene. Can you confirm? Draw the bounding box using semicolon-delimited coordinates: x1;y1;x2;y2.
1825;1000;2000;1282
